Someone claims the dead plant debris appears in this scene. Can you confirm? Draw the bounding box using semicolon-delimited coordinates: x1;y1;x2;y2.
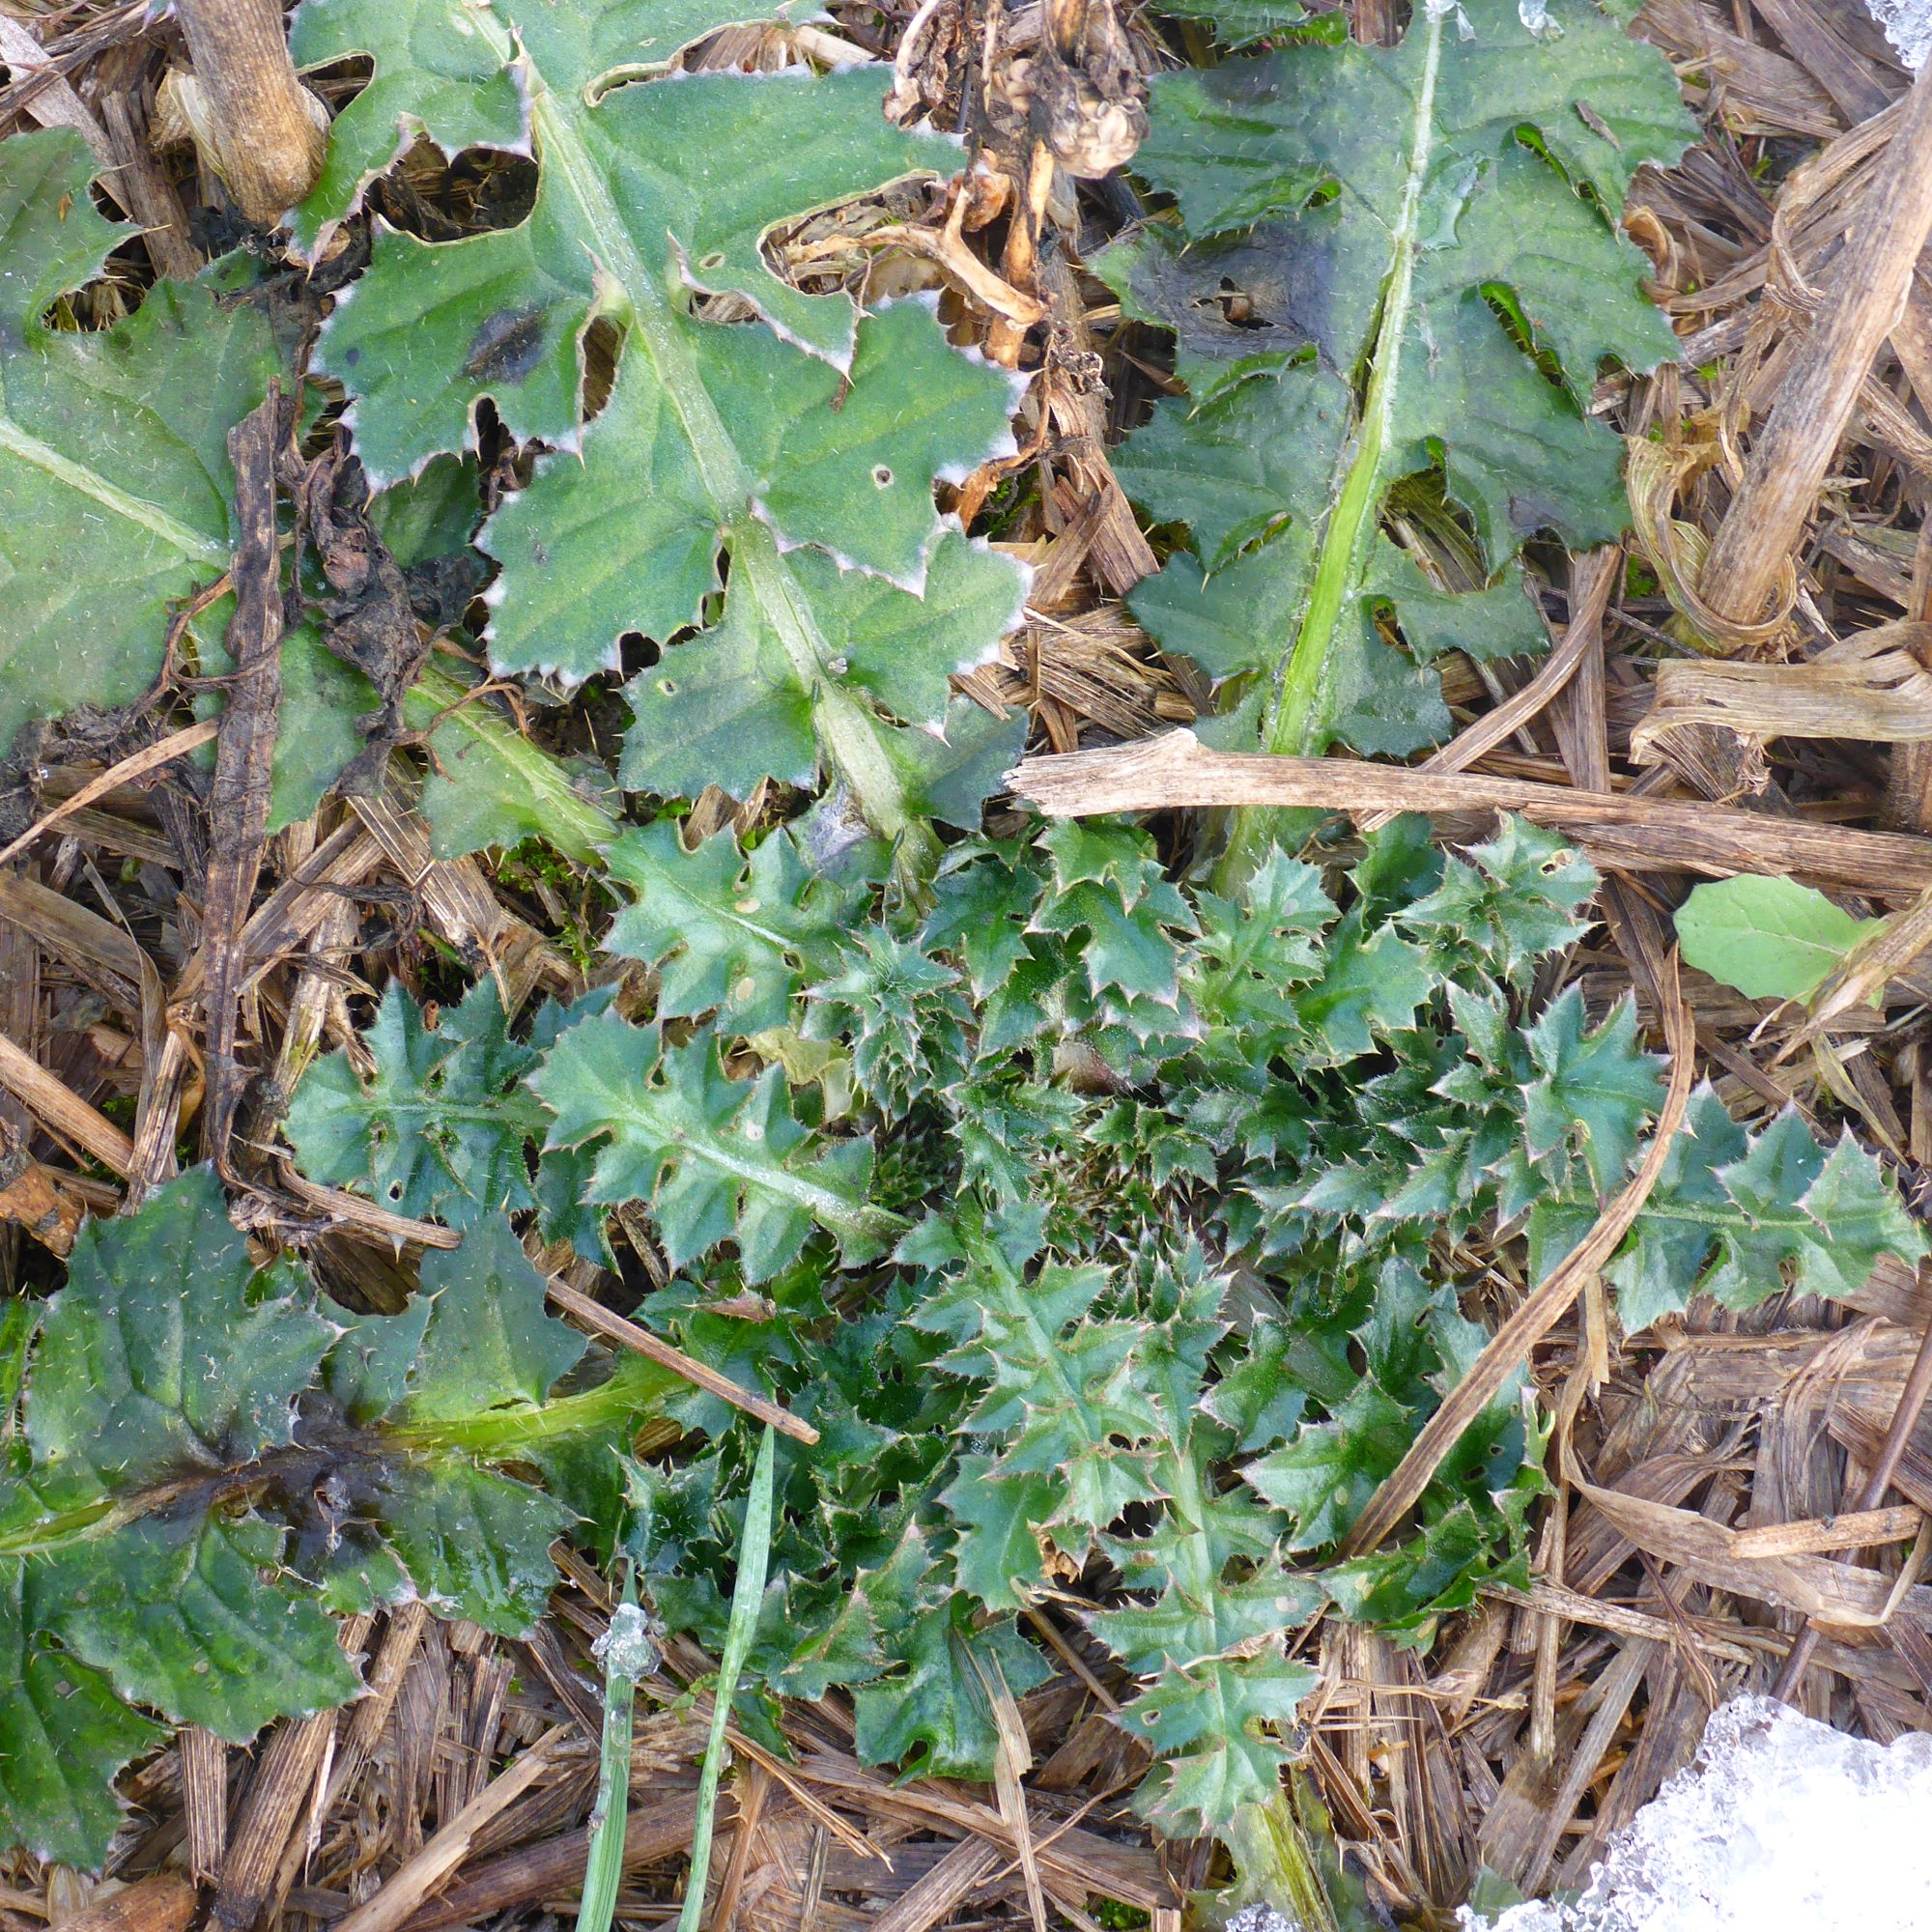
5;1;1932;1930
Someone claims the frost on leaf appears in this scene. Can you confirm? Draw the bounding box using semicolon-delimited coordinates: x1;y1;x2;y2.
0;1174;665;1868
291;0;1027;845
1101;0;1697;758
0;131;278;752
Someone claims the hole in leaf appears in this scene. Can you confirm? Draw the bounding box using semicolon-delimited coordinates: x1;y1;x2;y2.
582;316;624;419
1480;284;1569;394
872;465;893;488
697;250;726;271
444;147;540;231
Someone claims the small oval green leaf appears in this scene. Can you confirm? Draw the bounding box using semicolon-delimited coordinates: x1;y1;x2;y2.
1675;876;1879;1001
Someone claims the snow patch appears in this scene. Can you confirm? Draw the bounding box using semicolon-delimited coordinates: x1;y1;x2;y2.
592;1600;662;1679
1225;1910;1296;1932
1464;1696;1932;1932
1865;0;1932;69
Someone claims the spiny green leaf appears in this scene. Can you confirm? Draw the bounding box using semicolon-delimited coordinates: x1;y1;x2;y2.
285;978;611;1254
289;0;533;258
1520;989;1661;1198
757;1566;895;1702
1675;875;1878;1002
941;1456;1060;1610
367;452;484;569
325;1297;433;1428
613;483;1024;810
0;1178;662;1865
923;840;1042;997
1291;918;1432;1062
1228;1252;1532;1637
602;822;850;1035
913;1213;1160;1547
1703;1111;1917;1309
370;1458;571;1632
1601;1083;1745;1330
806;928;974;1120
1033;818;1199;1010
1321;1500;1492;1630
283;978;546;1227
1402;820;1599;986
36;1515;357;1743
0;130;279;752
884;696;1032;835
253;772;1931;1871
1187;848;1336;1052
924;1239;1325;1835
1579;1094;1927;1325
294;0;1025;854
402;1215;587;1425
0;1570;161;1867
1100;0;1694;810
534;1011;895;1280
1099;1331;1323;1837
522;1356;686;1560
1246;1383;1414;1552
1110;1645;1321;1837
1779;1130;1922;1299
24;1169;333;1507
948;1072;1087;1212
1202;1324;1311;1454
851;1595;1051;1780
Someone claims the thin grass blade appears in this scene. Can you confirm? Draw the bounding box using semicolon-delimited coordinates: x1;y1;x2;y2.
577;1566;658;1932
677;1423;777;1932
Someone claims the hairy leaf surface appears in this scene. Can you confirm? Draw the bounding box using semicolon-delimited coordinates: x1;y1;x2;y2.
292;0;1027;852
1101;0;1694;805
0;131;277;751
0;1176;667;1865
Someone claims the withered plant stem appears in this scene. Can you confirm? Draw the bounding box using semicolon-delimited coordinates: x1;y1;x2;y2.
1008;729;1932;900
175;0;325;226
1774;1279;1932;1702
1700;63;1932;630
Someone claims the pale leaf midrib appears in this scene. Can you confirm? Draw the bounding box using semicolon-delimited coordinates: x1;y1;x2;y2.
477;7;929;858
1221;13;1445;886
0;411;230;571
664;1109;894;1239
